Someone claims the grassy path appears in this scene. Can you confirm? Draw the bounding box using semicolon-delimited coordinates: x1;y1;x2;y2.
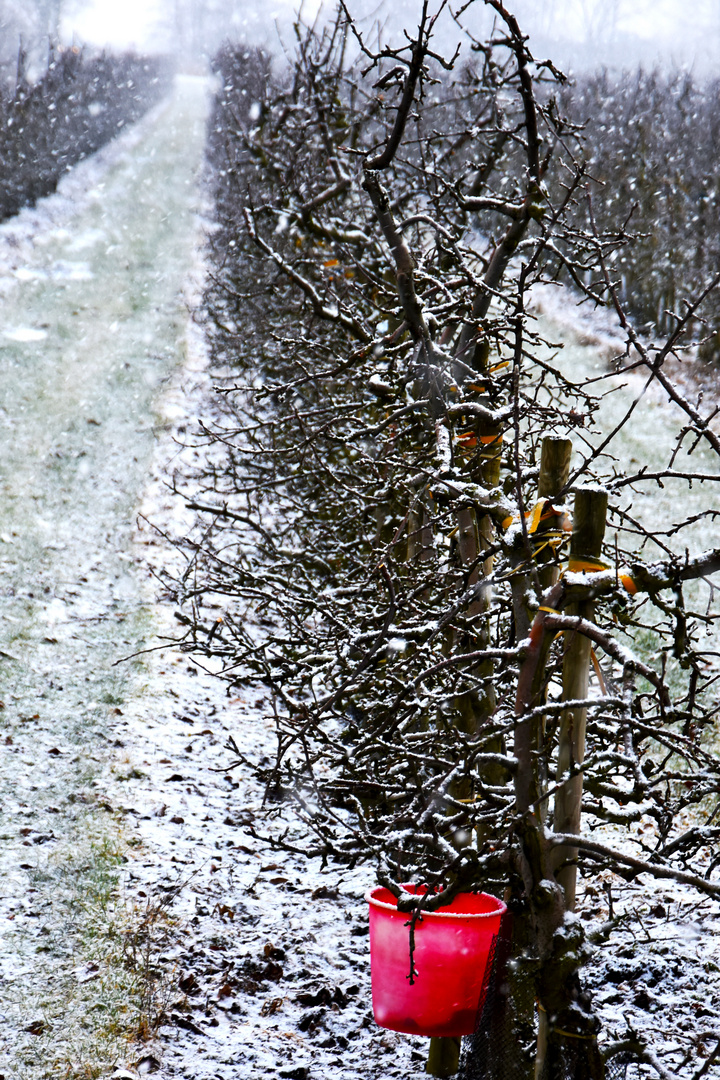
0;76;208;1077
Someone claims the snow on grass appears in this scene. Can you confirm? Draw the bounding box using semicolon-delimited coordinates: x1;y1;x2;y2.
2;327;48;342
0;75;212;1078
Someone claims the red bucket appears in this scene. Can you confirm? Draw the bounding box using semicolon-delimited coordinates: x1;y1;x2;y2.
366;884;506;1038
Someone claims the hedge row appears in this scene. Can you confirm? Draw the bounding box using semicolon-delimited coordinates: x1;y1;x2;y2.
0;47;172;222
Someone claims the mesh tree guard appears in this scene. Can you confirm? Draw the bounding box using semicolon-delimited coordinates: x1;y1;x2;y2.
458;917;536;1080
458;919;634;1080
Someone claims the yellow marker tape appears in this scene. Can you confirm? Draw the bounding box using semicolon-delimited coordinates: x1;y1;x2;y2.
456;432;502;451
502;507;536;532
504;500;562;535
567;556;611;573
527;500;545;534
565;557;638;596
538;606;560;614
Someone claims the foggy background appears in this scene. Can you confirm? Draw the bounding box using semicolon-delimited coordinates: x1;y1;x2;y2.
1;0;719;77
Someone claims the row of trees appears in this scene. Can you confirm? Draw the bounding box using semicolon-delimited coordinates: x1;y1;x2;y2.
0;45;171;221
181;3;720;1078
563;69;720;356
451;62;720;356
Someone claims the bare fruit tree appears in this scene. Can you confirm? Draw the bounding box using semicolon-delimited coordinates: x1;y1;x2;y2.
179;3;720;1077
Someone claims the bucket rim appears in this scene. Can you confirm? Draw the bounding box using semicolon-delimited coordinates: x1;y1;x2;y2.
366;884;507;920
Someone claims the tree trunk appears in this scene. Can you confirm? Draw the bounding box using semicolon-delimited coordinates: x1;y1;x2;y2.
455;419;503;737
428;398;503;1078
511;436;573;818
512;483;608;1080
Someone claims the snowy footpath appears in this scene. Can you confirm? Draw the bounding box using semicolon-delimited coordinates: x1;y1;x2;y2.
0;73;416;1080
0;74;716;1080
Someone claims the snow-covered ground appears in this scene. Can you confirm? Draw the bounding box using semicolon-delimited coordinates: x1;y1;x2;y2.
0;71;716;1080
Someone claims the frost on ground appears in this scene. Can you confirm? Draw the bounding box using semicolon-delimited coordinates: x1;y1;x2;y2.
0;75;210;1077
121;297;720;1078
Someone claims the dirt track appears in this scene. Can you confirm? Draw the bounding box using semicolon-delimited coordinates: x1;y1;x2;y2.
0;76;208;1076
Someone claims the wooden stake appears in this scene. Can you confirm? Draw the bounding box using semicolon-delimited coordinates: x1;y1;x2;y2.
552;484;608;910
537;436;573;500
525;436;573;819
536;436;572;587
426;1036;462;1078
509;435;572;646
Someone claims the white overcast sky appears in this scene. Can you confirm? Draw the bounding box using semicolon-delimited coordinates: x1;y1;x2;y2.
62;0;309;50
63;0;163;49
62;0;720;70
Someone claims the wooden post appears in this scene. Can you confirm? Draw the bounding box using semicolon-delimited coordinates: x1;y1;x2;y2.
529;462;592;1080
509;436;573;816
530;437;573;820
552;484;608;910
536;436;573;586
426;1036;462;1078
509;435;572;648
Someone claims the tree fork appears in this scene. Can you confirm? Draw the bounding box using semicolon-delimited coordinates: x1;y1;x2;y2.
537;438;573;570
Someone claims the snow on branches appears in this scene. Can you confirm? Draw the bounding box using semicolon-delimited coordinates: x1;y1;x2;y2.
179;4;720;1076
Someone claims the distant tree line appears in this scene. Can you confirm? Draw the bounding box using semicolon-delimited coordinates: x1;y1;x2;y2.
562;69;720;358
0;46;172;222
